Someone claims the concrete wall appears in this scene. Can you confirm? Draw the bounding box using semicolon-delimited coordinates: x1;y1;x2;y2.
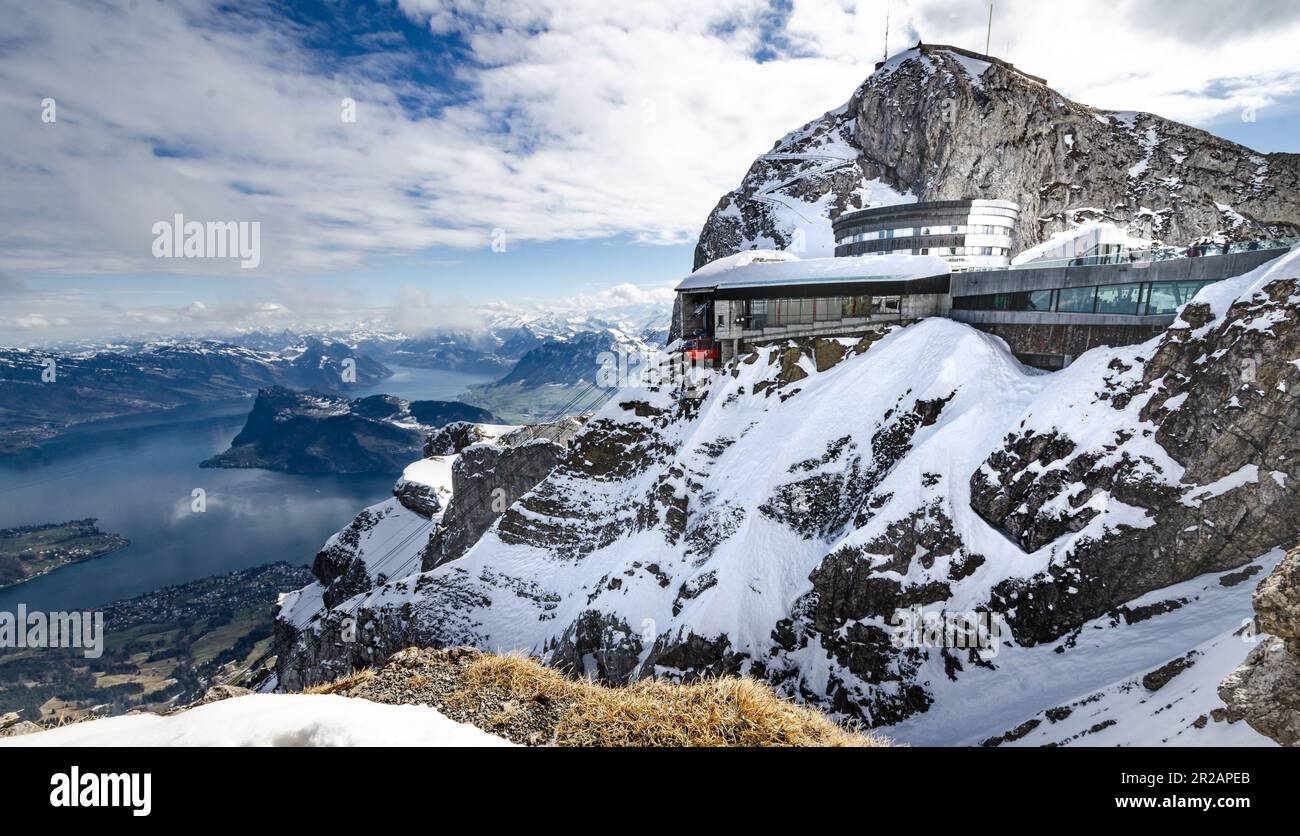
715;298;743;340
966;320;1169;369
904;292;950;319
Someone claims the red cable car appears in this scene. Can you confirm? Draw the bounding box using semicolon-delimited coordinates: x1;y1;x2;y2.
681;338;720;362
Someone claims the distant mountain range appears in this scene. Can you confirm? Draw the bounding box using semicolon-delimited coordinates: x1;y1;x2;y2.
0;337;389;455
0;309;672;457
461;326;666;423
216;313;671;425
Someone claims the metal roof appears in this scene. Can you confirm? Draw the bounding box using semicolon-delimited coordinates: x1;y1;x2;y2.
676;252;952;293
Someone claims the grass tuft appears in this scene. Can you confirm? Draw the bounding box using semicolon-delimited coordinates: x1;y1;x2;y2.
390;649;887;747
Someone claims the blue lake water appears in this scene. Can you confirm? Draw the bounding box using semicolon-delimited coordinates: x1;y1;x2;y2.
0;365;495;612
352;365;494;402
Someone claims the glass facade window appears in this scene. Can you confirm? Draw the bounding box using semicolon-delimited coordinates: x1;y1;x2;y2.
1027;289;1055;311
1146;280;1212;315
1094;282;1144;315
1056;285;1098;313
952;280;1219;315
744;295;900;329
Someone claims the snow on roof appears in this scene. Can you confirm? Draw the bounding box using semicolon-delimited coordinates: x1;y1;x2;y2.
677;252;951;292
1011;222;1154;266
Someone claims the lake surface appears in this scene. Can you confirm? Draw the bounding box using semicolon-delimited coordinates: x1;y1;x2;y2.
353;365;495;402
0;365;495;612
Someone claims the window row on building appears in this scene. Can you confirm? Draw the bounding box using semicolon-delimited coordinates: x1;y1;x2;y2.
950;279;1218;316
914;245;1010;257
840;223;1012;244
848;242;1011;257
743;295;902;328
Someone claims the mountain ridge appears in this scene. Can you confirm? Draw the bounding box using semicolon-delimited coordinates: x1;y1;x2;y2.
694;45;1300;269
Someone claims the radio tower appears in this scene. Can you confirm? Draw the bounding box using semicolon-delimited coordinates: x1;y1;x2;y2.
985;2;993;55
883;2;890;63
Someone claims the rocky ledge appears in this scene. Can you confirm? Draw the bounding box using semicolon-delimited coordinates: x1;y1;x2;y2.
1219;546;1300;746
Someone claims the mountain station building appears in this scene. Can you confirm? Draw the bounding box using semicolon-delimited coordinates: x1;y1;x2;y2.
674;199;1292;369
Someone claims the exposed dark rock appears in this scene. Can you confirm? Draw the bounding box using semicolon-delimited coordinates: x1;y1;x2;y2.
425;421;492;456
1219;564;1264;587
981;718;1042;747
1219;547;1300;745
1142;653;1196;692
425;438;566;569
550;611;643;683
695;45;1300;270
639;630;745;681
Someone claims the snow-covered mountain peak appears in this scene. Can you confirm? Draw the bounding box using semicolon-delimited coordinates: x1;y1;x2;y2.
695;45;1300;270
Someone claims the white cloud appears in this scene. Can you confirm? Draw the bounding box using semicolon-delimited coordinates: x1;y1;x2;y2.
0;0;1298;283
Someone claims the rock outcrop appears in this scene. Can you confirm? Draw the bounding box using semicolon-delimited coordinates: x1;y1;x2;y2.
695;44;1300;269
393;478;443;519
1219;547;1300;746
422;441;562;568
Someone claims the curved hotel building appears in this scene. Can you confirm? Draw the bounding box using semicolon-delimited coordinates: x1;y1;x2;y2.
832;199;1020;270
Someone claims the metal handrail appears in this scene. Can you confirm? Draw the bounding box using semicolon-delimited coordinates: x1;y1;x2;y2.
992;238;1299;272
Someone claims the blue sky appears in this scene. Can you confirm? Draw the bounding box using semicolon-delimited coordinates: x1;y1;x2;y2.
3;0;1300;343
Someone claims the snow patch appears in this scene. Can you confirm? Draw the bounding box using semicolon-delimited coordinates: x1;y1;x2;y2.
0;694;513;747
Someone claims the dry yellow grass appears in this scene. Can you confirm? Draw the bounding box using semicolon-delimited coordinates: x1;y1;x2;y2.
305;648;888;746
466;652;885;746
304;667;375;695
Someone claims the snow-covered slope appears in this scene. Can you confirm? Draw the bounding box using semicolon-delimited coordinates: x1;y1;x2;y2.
894;549;1285;746
0;694;511;747
275;249;1300;743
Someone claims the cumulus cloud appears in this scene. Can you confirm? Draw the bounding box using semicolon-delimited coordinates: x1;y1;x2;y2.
1;0;1298;284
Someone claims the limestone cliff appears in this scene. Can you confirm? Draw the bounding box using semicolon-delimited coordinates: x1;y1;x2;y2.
694;45;1300;269
1219;547;1300;746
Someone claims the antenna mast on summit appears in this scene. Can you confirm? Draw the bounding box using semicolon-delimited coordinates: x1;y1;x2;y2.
883;1;890;63
985;2;993;55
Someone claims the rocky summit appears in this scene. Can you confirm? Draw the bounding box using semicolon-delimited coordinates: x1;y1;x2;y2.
694;45;1300;269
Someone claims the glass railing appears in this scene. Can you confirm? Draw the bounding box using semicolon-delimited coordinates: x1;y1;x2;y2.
987;238;1299;272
